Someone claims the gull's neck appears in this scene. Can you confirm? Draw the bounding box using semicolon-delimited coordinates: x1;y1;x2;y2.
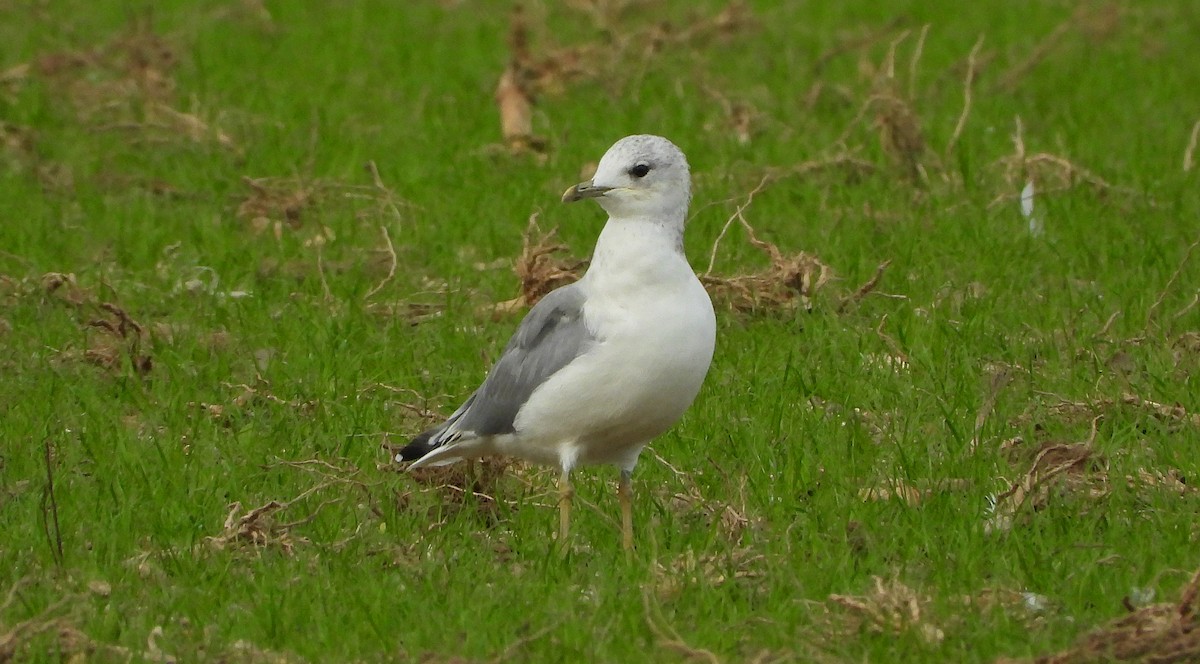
582;213;690;294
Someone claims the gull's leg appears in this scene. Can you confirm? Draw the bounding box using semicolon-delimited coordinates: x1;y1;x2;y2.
558;467;573;552
619;469;634;552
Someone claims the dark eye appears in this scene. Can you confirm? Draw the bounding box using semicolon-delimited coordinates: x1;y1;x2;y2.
629;163;650;178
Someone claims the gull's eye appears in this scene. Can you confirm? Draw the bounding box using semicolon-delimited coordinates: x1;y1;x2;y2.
628;163;651;178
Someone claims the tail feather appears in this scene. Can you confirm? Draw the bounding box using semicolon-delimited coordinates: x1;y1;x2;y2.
396;427;440;462
397;392;478;465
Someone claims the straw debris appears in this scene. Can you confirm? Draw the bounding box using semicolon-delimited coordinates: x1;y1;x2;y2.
987;433;1108;534
827;576;945;644
493;215;587;313
998;568;1200;663
702;208;833;313
205;481;338;555
71;302;154;377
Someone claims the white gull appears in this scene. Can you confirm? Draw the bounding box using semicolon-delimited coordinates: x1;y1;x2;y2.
399;134;716;551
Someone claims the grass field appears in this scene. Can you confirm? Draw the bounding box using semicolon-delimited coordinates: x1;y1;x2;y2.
3;1;1199;661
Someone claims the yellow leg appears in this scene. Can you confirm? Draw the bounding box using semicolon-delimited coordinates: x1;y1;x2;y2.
619;469;634;552
558;468;573;554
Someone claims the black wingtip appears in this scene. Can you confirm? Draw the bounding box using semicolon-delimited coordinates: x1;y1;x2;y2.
397;428;437;462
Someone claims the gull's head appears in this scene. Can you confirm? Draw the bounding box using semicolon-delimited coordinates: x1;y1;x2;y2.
562;135;691;220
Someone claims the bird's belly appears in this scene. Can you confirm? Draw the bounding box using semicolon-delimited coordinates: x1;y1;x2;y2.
509;285;716;468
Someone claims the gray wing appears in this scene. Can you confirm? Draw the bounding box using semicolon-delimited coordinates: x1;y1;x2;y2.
413;285;596;451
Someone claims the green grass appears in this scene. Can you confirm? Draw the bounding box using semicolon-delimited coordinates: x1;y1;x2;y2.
2;1;1199;661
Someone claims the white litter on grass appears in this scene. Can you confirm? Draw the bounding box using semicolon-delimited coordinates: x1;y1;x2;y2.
175;267;251;299
1020;180;1043;237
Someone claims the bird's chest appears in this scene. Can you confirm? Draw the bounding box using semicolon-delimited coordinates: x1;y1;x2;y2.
580;278;715;397
587;281;707;345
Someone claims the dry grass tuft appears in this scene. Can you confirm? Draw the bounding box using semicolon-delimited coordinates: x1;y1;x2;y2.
493;5;591;154
858;478;972;506
28;18;236;154
0;585;74;664
668;480;757;544
831;29;933;183
987;433;1107;534
397;457;514;529
1184;119;1200;173
1016;392;1200;434
991;116;1131;208
1117;392;1200;430
405;458;511;504
492;2;754;153
703;226;834;313
826;576;945;644
221;639;301;664
38;284;157;376
495;62;542;155
206;500;306;555
703;86;760;144
0;122;36;170
191;381;319;428
205;481;340;555
997;568;1200;664
1126;468;1196;497
40;272;91;307
698;157;894;314
82;302;153;376
493;215;587;313
55;622;194;663
873;92;927;183
653;547;766;600
700;179;834;312
236;176;315;235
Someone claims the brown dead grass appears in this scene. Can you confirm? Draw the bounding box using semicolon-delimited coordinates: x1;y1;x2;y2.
826;576;946;645
700;188;834;312
391;456;520;536
987;432;1108;534
192;381;319;428
1015;392;1200;434
696;156;899;314
0;584;73;664
668;480;757;545
83;302;154;377
997;568;1200;664
38;277;156;377
702;236;833;313
238;174;417;245
28;18;237;154
493;2;753;153
492;214;587;313
0;122;36;172
989;116;1134;211
205;477;348;555
858;478;973;506
830;29;934;184
0;578;297;663
701;214;898;314
40;272;91;307
237;176;314;235
653;546;766;603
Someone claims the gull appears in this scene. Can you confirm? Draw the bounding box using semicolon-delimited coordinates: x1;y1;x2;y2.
398;135;716;551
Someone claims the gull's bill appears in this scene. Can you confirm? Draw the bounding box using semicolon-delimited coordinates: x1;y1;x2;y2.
561;181;613;203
